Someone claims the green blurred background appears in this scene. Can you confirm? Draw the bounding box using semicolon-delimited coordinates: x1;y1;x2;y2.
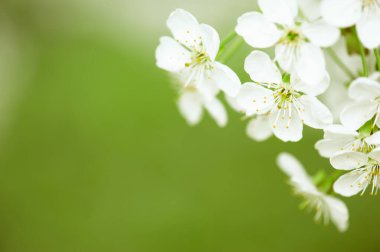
0;0;379;251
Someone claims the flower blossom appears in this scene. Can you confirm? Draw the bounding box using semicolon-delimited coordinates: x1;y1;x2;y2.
321;38;362;120
321;0;380;49
340;73;380;130
235;0;339;86
156;9;240;100
277;152;349;232
236;51;333;142
331;147;380;196
315;124;380;158
175;74;227;127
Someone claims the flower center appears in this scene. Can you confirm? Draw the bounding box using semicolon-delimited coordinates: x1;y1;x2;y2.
280;28;305;45
362;0;380;11
273;84;301;108
344;137;376;153
183;48;214;87
353;161;380;195
271;83;304;129
186;51;210;67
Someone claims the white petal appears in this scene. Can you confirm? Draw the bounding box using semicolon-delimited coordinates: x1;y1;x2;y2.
340;101;378;130
156;36;191;72
302;20;340;47
368;146;380;163
291;71;330;96
167;9;202;49
299;95;333;129
324;38;362;83
212;62;241;97
357;14;380;49
246;116;273;142
365;132;380;146
200;24;220;61
330;150;368;170
274;43;297;72
291;177;320;195
297;0;321;21
320;0;362;28
177;92;203;125
236;83;275;115
195;77;220;102
324;196;349;232
333;170;368;197
244;51;282;84
295;43;326;85
258;0;298;26
277;153;319;194
235;12;281;48
225;95;244;113
370;71;380;82
204;98;227;127
277;152;310;181
315;139;354;158
323;124;358;139
270;105;303;142
348;77;380;101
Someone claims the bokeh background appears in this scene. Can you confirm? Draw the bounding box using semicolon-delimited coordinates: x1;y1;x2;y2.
0;0;379;251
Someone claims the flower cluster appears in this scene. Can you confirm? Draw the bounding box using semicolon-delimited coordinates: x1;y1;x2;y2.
156;0;380;232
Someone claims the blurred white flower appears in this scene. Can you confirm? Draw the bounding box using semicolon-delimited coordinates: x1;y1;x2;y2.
321;0;380;49
235;0;339;85
236;51;332;142
340;73;380;130
277;152;349;232
321;38;362;120
331;147;380;196
174;74;227;127
315;124;380;158
156;9;241;100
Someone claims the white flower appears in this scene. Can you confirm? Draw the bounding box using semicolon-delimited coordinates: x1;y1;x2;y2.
235;0;339;85
174;74;227;127
277;152;349;232
331;147;380;196
225;95;273;141
315;124;380;158
340;73;380;130
236;51;333;142
321;38;362;120
156;9;241;100
321;0;380;49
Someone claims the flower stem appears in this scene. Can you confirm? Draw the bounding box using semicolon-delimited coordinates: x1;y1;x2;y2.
217;37;243;64
374;48;380;71
320;170;345;194
326;48;355;79
217;31;239;61
219;31;238;50
353;27;368;77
